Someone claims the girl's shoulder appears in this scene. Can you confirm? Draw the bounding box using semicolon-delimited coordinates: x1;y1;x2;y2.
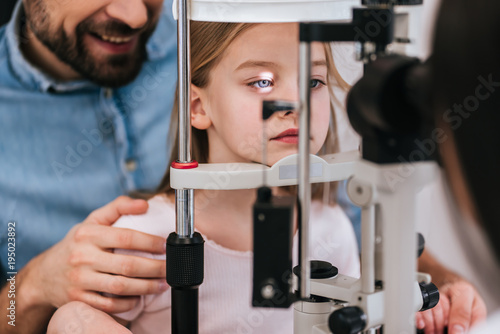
112;194;175;239
311;200;351;224
309;200;357;242
309;200;360;278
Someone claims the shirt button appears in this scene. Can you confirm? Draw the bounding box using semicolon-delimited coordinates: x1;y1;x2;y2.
125;159;137;172
104;88;113;99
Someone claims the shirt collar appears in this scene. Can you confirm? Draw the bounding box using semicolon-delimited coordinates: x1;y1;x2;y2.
145;0;176;62
4;1;174;93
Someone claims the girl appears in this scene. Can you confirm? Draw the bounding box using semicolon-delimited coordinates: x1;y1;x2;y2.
48;21;360;333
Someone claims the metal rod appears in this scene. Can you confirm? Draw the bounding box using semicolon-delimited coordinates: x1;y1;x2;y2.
298;41;311;299
262;122;267;186
177;0;191;163
176;0;194;238
361;205;375;294
170;2;201;334
175;189;194;237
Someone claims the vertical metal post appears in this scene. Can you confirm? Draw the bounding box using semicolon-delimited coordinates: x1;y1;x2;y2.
298;41;311;299
177;0;190;162
176;189;194;237
168;2;204;334
380;186;417;333
176;0;194;238
361;205;375;294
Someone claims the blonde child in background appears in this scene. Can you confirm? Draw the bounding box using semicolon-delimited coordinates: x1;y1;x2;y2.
48;21;360;334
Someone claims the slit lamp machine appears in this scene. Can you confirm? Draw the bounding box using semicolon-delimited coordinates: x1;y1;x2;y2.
167;0;440;333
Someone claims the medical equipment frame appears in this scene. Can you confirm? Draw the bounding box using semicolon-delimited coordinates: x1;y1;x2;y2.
168;1;439;333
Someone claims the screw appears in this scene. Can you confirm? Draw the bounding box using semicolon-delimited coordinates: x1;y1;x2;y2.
261;284;275;299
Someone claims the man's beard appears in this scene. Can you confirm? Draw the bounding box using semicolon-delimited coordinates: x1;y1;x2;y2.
26;2;158;88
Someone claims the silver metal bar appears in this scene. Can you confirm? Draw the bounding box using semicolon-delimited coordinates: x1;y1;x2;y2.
176;0;194;237
175;189;194;237
177;0;191;163
361;205;375;294
298;41;311;299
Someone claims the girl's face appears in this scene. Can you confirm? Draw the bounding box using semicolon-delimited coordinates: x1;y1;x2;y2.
191;23;331;165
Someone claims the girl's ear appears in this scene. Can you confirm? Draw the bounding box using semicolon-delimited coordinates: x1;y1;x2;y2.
191;84;212;130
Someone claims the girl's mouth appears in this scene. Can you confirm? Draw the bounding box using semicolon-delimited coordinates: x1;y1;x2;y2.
271;128;299;144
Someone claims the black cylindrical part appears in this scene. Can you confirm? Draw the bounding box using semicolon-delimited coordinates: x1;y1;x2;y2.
167;232;205;334
329;306;367;334
417;233;425;258
167;232;204;287
171;288;199;334
419;282;440;311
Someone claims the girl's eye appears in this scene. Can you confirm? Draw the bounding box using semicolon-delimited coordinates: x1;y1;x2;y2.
249;79;273;89
310;79;325;88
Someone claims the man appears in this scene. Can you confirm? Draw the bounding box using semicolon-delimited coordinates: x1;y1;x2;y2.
0;0;177;332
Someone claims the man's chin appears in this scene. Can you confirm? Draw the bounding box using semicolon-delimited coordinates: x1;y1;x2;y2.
87;67;142;88
74;55;144;88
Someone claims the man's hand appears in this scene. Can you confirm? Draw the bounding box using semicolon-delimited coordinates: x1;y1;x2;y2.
25;196;168;313
1;196;168;334
417;250;488;333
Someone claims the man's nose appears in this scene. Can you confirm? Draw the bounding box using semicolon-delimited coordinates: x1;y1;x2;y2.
106;0;148;30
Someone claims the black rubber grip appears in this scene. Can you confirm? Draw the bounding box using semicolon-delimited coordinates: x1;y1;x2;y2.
166;232;204;288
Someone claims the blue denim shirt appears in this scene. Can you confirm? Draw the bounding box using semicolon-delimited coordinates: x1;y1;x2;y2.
0;1;177;281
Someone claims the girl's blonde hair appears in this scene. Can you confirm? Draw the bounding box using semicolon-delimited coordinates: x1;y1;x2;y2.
156;21;350;204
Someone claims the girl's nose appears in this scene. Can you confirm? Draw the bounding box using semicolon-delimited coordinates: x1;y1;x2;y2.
278;109;298;118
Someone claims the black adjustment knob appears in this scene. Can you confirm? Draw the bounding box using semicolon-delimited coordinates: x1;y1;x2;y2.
419;282;440;311
417;233;425;258
329;306;367;334
293;261;338;279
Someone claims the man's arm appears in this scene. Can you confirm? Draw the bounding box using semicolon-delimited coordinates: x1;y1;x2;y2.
417;249;487;333
1;266;56;333
0;196;167;334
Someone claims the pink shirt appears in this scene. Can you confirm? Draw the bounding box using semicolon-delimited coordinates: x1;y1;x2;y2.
114;195;360;334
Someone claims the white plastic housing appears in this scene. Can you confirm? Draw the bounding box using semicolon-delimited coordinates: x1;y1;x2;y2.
170;151;359;190
173;0;359;22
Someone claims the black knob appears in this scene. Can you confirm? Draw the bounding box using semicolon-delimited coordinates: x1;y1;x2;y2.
417;233;425;258
329;306;367;334
419;282;440;311
293;261;338;279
